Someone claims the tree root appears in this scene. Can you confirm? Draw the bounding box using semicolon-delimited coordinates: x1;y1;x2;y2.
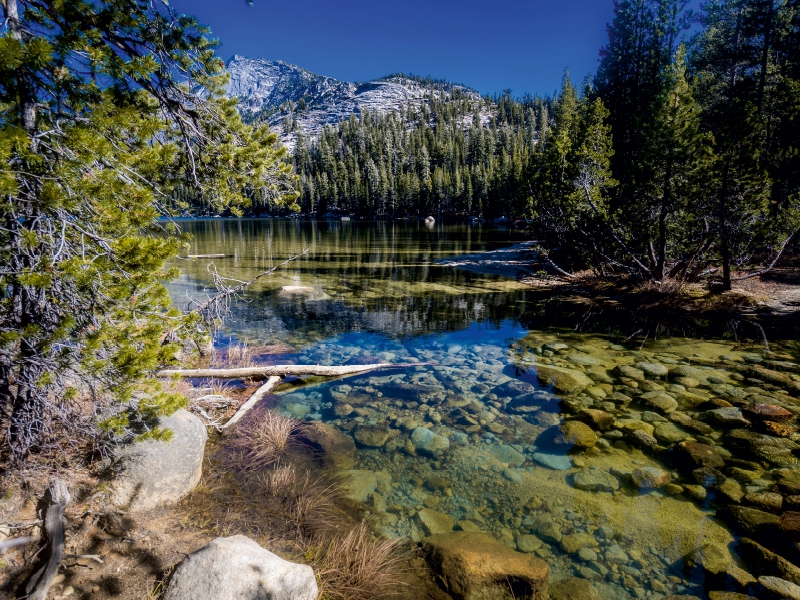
25;479;70;600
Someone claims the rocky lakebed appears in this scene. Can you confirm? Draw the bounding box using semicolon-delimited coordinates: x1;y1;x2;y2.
265;330;800;600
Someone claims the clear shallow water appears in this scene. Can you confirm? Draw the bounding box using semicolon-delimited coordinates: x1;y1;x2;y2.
169;219;800;600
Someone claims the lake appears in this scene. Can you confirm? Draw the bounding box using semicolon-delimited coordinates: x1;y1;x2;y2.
169;218;800;600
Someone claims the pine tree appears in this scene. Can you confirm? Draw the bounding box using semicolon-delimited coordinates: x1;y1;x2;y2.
0;0;297;460
637;46;712;280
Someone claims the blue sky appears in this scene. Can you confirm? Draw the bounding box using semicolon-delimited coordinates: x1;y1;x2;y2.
181;0;618;97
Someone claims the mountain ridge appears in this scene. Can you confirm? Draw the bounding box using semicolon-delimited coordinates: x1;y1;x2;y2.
224;55;485;148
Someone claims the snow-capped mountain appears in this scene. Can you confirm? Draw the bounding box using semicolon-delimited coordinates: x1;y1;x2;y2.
224;56;484;148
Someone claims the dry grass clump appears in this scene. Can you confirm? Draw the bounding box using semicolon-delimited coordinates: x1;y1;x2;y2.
307;520;410;600
258;465;339;538
223;341;254;367
226;410;301;472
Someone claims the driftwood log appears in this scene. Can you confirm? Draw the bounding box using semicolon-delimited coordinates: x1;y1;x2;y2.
223;376;282;431
156;362;428;380
25;479;70;600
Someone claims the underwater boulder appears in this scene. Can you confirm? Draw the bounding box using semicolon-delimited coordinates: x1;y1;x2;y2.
422;531;549;600
534;364;593;394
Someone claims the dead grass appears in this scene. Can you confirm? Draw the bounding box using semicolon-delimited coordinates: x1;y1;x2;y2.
307;520;411;600
226;410;301;472
223;342;254;368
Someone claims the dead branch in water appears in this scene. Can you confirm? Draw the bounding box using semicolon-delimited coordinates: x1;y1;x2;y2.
156;362;430;380
25;479;70;600
223;376;282;431
190;248;310;325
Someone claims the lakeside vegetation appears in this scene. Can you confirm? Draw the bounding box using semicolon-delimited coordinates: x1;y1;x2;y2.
290;0;799;290
1;2;800;599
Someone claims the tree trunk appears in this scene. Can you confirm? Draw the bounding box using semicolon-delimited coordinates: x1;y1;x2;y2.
156;362;428;380
6;0;37;135
757;0;773;112
656;162;673;281
719;161;732;291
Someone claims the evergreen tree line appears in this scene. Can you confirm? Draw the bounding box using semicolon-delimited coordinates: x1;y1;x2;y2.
292;0;800;289
290;89;545;219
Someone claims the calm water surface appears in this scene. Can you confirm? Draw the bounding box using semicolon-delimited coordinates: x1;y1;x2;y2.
169;219;800;600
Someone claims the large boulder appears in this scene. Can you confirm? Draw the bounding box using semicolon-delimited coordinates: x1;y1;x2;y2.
423;531;549;600
109;409;206;512
164;535;317;600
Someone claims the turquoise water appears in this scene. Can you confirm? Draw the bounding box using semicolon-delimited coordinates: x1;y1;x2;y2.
169;218;800;600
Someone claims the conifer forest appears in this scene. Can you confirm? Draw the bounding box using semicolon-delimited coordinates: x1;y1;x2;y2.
273;0;800;290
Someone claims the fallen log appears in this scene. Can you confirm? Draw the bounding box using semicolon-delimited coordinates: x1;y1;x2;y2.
223;376;282;431
156;362;429;380
25;479;70;600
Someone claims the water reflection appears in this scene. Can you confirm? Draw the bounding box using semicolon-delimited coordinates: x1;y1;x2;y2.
169;219;800;600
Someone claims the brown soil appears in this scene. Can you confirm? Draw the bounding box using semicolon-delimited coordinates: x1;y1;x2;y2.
0;421;448;600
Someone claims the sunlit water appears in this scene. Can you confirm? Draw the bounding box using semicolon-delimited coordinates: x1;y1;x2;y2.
168;218;800;600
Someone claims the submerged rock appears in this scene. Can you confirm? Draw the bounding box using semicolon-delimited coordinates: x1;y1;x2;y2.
578;409;615;430
422;531;549;600
683;542;733;575
558;421;597;448
572;469;619;492
746;492;784;514
672;441;726;469
636;362;669;378
164;535;317;600
416;508;455;536
604;543;629;564
639;391;679;413
758;576;800;599
631;467;671;489
616;365;645;381
653;422;691;444
410;427;450;455
491;445;526;466
548;577;598;600
296;421;356;469
516;534;543;553
532;452;571;471
722;505;781;539
560;533;596;554
534;364;593;394
743;403;794;423
727;429;799;466
705;407;751;428
353;424;390;447
737;537;800;586
536;520;563;542
338;469;391;503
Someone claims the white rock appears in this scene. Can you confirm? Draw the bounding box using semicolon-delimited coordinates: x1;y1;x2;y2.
164;535;318;600
108;410;206;512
